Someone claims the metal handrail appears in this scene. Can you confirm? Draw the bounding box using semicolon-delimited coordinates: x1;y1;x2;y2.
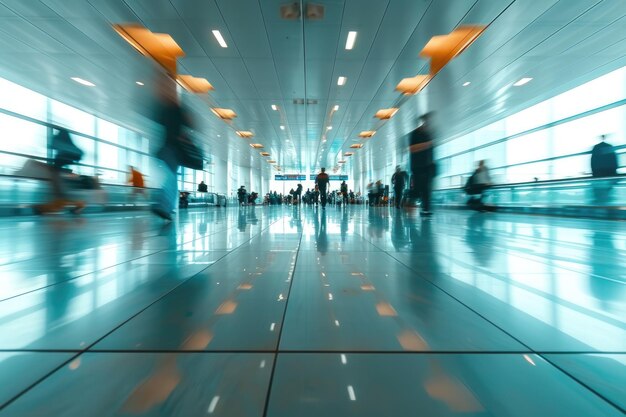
439;173;626;192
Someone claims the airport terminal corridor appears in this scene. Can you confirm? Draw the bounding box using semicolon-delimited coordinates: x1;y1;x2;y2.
0;206;624;416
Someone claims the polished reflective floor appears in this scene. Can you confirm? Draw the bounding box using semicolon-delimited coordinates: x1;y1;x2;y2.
0;206;624;416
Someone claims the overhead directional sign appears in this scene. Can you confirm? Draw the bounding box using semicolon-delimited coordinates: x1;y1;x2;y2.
309;175;348;181
274;174;306;181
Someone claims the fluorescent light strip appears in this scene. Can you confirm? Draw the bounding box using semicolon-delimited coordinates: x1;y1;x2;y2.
212;30;228;48
333;105;339;111
347;385;356;401
345;31;357;50
337;76;346;86
513;77;533;87
207;396;220;414
136;81;144;86
280;125;285;130
71;77;95;87
462;81;471;87
271;104;278;111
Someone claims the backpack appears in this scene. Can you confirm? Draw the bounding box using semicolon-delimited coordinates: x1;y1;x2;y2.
464;172;479;195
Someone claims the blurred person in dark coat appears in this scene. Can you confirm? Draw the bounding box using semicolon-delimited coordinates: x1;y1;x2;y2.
591;134;617;177
408;113;437;216
152;75;193;221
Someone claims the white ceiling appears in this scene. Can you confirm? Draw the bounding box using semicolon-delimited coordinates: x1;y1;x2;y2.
1;0;625;178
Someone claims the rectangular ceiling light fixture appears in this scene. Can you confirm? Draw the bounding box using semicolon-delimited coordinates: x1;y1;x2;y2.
344;152;354;156
395;75;430;95
236;131;254;138
112;24;184;75
337;76;347;86
271;104;278;111
250;143;264;149
359;131;375;138
267;160;277;164
212;30;228;48
71;77;95;87
350;144;363;149
513;77;533;87
338;160;346;164
279;125;285;130
211;108;237;120
375;108;399;120
333;104;339;111
419;25;486;75
177;75;214;94
345;31;357;50
260;152;270;156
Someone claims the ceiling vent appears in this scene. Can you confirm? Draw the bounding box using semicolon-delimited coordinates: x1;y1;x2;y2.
306;3;325;20
280;2;300;20
292;98;318;105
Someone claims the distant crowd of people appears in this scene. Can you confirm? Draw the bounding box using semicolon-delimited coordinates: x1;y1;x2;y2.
19;80;621;219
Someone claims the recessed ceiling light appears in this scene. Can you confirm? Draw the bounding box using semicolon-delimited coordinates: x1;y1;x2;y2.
345;31;357;50
271;104;278;111
280;125;285;130
211;108;237;120
212;30;228;48
333;105;339;111
513;77;533;87
136;81;144;86
374;108;399;120
71;77;95;87
327;126;332;130
236;131;254;138
359;131;376;138
337;76;346;86
322;139;327;143
462;81;471;87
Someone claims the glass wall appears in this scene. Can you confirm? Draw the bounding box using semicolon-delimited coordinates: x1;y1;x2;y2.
0;76;212;191
435;66;626;189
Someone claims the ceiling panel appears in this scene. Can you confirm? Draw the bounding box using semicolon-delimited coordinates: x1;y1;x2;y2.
0;0;624;175
216;0;272;59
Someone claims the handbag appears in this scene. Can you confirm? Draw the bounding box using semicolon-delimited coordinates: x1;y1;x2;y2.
176;133;204;170
16;159;53;180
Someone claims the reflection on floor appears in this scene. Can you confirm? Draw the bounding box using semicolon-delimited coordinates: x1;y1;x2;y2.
0;206;624;416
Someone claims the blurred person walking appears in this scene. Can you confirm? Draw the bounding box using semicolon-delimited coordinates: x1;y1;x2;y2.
128;165;146;203
34;128;85;215
237;186;247;206
315;168;330;208
591;134;618;177
408;113;437;216
465;160;492;211
294;183;303;205
340;180;348;205
152;76;195;221
391;165;408;209
590;135;619;204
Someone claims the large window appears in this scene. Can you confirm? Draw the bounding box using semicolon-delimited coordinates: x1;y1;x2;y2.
0;75;213;189
435;65;626;189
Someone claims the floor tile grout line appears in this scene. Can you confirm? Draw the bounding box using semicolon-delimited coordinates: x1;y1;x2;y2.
354;226;538;352
0;212;285;413
1;349;624;355
261;211;305;417
356;216;626;412
0;210;244;303
540;355;626;414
